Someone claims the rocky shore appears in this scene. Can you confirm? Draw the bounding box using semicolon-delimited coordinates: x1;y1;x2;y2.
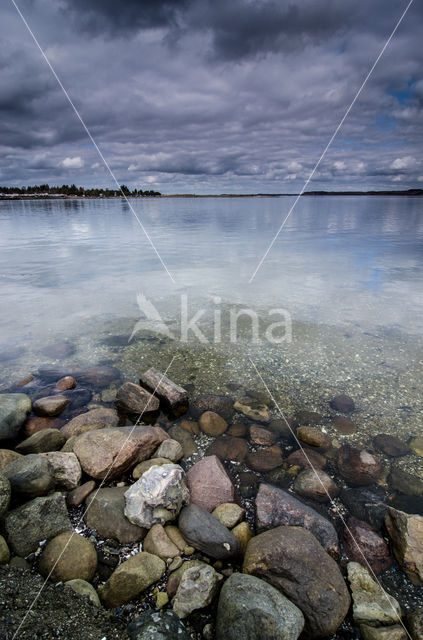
0;355;423;639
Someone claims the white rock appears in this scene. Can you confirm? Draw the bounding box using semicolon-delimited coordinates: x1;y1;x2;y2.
40;452;82;490
172;564;223;618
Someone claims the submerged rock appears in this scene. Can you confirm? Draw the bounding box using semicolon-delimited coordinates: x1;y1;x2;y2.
389;468;423;496
347;561;401;626
0;393;32;441
340;487;388;530
199;410;228;436
32;395;69;417
172;564;223;618
373;434;410;457
191;394;234;421
337;444;383;485
153;439;183;462
330;394;355;412
178;504;240;559
296;426;331;450
246;446;283;472
186;455;235;512
124;464;189;528
206;435;248;462
234;397;270;423
216;573;304;640
41;341;75;359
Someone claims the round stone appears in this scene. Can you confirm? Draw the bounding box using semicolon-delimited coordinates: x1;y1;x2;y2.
38;532;97;583
199;411;228;437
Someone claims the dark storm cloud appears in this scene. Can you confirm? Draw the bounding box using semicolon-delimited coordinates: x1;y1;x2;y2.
1;0;422;191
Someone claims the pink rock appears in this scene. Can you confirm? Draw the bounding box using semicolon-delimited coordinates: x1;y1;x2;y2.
186;455;235;512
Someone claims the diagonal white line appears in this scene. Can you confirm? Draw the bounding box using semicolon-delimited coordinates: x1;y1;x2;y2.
249;0;414;283
12;355;176;640
11;0;176;284
248;356;413;640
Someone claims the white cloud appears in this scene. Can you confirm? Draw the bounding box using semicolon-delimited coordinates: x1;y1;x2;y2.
91;162;100;169
418;176;423;182
391;175;402;182
333;161;346;171
61;156;84;169
390;156;417;170
287;160;302;172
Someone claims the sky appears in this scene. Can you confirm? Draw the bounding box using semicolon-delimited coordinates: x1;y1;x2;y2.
0;0;422;194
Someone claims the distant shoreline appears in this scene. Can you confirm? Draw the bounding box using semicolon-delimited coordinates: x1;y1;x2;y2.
1;188;422;200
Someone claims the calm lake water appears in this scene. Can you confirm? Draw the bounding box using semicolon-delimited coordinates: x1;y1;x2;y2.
1;195;423;463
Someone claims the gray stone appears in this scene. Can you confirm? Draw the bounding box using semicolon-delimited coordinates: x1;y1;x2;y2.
0;393;31;441
65;579;101;606
99;552;166;607
0;535;10;564
32;395;70;417
4;492;72;556
347;561;402;626
178;504;240;560
172;564;223;618
360;625;408;640
212;503;244;529
3;454;55;497
385;507;423;585
40;451;82;490
168;425;197;457
125;464;189;529
216;573;304;640
293;469;339;503
153;439;183;462
0;471;11;516
127;610;191;640
16;429;66;454
85;486;146;544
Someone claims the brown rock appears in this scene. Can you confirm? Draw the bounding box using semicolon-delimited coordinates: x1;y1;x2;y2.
296;426;331;450
33;395;70;417
168;425;198;457
294;410;323;426
243;526;350;638
246;446;283;472
373;434;410;457
343;516;392;574
15;374;35;387
249;425;277;446
385;507;423;585
293;468;339;503
38;532;97;582
143;523;180;559
284;448;327;469
71;365;120;388
231;521;253;555
338;445;383;485
24;416;63;437
179;419;200;435
67;480;96;507
360;625;407;640
115;381;160;415
330;394;355;413
73;425;168;480
186;455;235;512
61;407;120;439
206;436;248;462
199;411;228;437
56;376;77;391
256;483;340;557
191;394;234;421
139;368;188;410
227;422;247;437
0;449;22;470
234;397;270;423
332;416;357;434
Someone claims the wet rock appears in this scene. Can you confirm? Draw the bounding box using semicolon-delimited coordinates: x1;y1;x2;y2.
0;536;10;564
238;471;258;498
55;376;77;391
249;424;277;446
216;573;304;640
360;625;407;640
168;425;197;456
139;368;188;410
16;429;66;454
338;444;383;485
132;457;172;479
347;561;401;626
4;453;55;497
340;486;388;530
153;439;183;462
125;464;189;528
231;522;253;555
0;449;21;469
38;532;97;583
373;434;410;457
234;397;270;423
33;395;69;417
67;479;96;507
61;436;77;453
59;387;92;411
73;425;168;479
41;341;76;359
0;345;25;361
99;551;166;607
186;455;235;512
255;483;340;557
294;409;323;426
115;382;159;415
85;486;145;544
267;417;296;439
65;579;101;606
405;608;423;640
264;467;295;490
23;416;63;438
143;524;180;559
40;451;82;490
243;526;350;638
191;394;234;421
293;468;339;502
246;446;283;472
332;416;357;434
4;492;72;556
61;407;119;439
206;436;248;462
330;394;355;413
212;503;244;528
296;426;331;450
227;422;247;437
0;470;11;515
179;419;200;435
15;374;35;388
343;516;392;574
409;436;423;457
385;507;423;585
389;468;423;497
199;411;228;436
72;365;121;388
0;393;32;441
178;504;240;559
284;448;326;469
173;564;223;618
127;610;191;640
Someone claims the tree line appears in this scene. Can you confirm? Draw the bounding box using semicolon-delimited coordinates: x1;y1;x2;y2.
0;184;161;197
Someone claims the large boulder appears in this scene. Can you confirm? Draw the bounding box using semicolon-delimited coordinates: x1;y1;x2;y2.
124;464;189;528
4;492;72;556
255;483;340;558
172;564;223;618
40;451;82;490
178;504;240;560
99;552;166;607
347;561;401;626
38;532;97;582
3;454;55;497
216;573;304;640
73;425;168;479
61;407;120;439
243;526;350;638
186;455;235;512
85;486;146;544
0;393;31;441
385;507;423;585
